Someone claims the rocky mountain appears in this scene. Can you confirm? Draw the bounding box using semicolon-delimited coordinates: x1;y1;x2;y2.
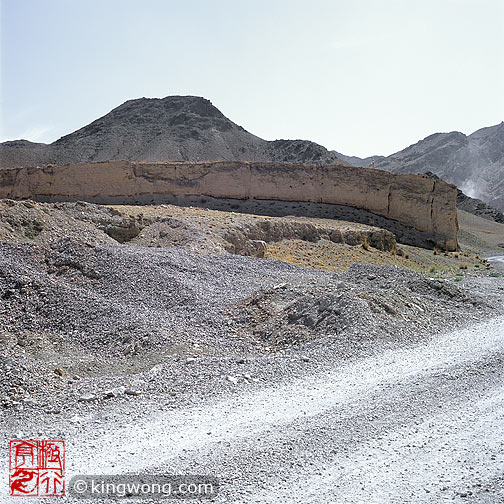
0;96;339;168
334;122;504;212
331;151;384;168
457;191;504;224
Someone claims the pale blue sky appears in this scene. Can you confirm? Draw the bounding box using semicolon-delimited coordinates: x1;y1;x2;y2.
1;0;503;157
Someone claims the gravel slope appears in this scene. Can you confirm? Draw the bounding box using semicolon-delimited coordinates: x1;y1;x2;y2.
1;221;503;503
1;239;499;410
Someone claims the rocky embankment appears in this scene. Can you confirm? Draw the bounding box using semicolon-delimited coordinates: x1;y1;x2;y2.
0;199;396;256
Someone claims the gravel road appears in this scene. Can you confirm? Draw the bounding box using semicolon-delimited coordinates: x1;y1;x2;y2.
4;315;502;503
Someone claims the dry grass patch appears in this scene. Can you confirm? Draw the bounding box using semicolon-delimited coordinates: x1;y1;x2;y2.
264;239;416;273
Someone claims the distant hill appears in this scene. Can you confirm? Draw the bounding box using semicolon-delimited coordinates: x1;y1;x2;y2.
332;122;504;211
331;151;384;168
0;96;339;167
334;122;504;212
457;191;504;224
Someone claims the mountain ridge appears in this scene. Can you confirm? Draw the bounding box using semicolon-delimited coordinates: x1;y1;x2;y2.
333;121;504;212
0;96;339;167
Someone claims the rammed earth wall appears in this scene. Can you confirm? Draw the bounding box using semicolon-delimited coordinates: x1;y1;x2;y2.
0;161;458;250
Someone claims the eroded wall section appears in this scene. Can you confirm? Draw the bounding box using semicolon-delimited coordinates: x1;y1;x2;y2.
0;161;458;250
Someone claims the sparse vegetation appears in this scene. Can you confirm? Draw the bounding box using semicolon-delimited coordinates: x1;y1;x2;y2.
459;264;468;270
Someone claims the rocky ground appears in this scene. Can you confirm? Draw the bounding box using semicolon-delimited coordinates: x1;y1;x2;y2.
457;209;504;253
1;199;503;503
0;243;502;419
0;199;502;415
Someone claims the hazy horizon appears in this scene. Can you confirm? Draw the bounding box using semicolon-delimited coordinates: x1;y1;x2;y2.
1;0;503;158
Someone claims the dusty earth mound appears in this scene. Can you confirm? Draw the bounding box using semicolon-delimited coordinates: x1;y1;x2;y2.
0;199;397;256
0;198;492;276
0;199;116;246
231;264;489;348
0;96;338;167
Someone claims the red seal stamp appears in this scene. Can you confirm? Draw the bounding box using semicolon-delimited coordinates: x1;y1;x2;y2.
9;440;65;497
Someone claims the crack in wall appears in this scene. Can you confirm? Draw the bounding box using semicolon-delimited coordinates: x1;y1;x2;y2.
387;185;392;216
430;180;436;230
